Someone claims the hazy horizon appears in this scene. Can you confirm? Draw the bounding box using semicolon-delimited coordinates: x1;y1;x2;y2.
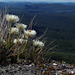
1;0;75;3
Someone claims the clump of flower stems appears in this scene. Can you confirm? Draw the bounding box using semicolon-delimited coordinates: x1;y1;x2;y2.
0;11;57;65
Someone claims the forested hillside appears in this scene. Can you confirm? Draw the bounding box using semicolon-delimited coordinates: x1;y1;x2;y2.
0;2;75;63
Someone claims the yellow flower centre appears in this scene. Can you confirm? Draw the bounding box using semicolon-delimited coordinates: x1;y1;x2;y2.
28;30;31;32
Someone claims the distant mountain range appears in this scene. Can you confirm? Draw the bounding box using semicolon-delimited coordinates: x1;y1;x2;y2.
0;1;75;5
0;2;75;15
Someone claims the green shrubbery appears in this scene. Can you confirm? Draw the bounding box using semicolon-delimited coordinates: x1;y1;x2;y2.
45;52;75;64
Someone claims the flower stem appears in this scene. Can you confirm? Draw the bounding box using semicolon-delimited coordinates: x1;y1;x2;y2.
15;30;21;46
12;33;15;42
22;37;29;53
17;30;21;39
17;37;29;61
6;23;12;48
9;23;12;42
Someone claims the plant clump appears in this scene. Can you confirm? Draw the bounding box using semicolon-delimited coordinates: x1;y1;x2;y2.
0;11;57;65
0;13;46;65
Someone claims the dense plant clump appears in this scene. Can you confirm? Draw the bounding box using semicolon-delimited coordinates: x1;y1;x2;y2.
0;13;48;65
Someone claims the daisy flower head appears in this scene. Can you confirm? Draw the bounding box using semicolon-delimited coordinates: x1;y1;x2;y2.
33;40;44;47
15;23;27;30
18;39;27;44
24;30;36;37
11;27;19;34
13;39;27;44
6;14;19;23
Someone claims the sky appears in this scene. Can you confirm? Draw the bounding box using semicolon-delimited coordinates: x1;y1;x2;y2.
1;0;75;2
